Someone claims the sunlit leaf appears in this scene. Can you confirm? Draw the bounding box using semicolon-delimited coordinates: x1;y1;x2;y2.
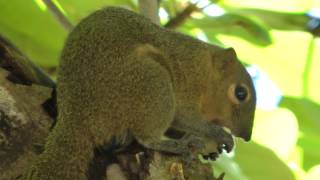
307;165;320;180
223;7;309;32
252;108;299;160
187;13;272;46
58;0;137;23
0;0;135;68
280;97;320;170
222;0;313;12
234;140;295;180
0;0;68;67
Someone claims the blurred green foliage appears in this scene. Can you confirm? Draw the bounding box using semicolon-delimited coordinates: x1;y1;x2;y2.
0;0;319;179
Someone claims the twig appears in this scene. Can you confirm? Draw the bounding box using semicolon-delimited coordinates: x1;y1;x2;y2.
164;0;223;29
138;0;160;25
302;37;315;96
164;2;199;29
0;36;55;88
42;0;73;32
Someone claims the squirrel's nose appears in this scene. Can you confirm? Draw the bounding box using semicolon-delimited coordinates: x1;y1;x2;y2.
239;130;252;142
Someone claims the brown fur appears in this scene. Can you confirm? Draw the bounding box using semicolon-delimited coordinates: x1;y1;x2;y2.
23;7;255;180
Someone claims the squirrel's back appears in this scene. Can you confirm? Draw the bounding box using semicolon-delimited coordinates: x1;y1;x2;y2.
57;7;212;111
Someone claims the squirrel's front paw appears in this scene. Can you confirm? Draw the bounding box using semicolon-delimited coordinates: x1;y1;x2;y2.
183;134;205;153
205;124;234;156
201;126;234;161
179;134;205;163
215;127;234;153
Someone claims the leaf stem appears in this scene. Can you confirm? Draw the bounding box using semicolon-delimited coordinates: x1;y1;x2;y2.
42;0;73;32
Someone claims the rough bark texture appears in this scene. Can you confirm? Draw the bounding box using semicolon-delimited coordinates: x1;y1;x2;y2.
90;143;220;180
0;69;53;180
0;36;55;88
0;37;222;180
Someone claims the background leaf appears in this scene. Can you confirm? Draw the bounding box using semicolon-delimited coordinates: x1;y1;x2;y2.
281;97;320;170
186;13;272;46
0;0;67;67
222;8;309;31
233;141;296;180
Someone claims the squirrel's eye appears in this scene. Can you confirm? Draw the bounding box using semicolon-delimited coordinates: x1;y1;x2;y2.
235;85;248;102
228;83;250;104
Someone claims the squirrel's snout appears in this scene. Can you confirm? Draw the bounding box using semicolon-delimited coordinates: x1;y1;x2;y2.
236;129;252;142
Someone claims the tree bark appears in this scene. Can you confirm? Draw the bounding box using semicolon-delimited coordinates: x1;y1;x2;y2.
0;37;54;179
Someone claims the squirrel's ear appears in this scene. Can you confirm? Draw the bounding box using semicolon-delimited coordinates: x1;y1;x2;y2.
212;47;237;71
223;48;237;59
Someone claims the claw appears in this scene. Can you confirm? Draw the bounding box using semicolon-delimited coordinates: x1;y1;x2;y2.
217;142;234;153
224;144;229;153
203;154;210;160
217;144;224;154
225;142;234;153
202;152;219;161
209;152;219;160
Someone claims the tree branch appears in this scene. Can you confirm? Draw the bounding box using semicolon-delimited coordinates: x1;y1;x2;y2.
0;36;55;88
164;2;199;29
0;38;54;179
138;0;160;25
42;0;73;32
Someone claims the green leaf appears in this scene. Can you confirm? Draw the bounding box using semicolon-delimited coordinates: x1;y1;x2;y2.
280;97;320;170
187;13;272;46
58;0;137;23
0;0;67;67
223;7;309;32
233;140;295;180
252;108;299;160
222;0;312;12
0;0;136;68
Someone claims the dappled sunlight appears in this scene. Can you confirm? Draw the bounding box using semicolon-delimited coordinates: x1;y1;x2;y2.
307;165;320;180
281;97;320;170
252;108;299;161
34;0;47;11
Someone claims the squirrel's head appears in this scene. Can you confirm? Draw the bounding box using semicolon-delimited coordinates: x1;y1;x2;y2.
200;47;256;141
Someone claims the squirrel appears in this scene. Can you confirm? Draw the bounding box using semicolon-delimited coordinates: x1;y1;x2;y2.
23;7;256;180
